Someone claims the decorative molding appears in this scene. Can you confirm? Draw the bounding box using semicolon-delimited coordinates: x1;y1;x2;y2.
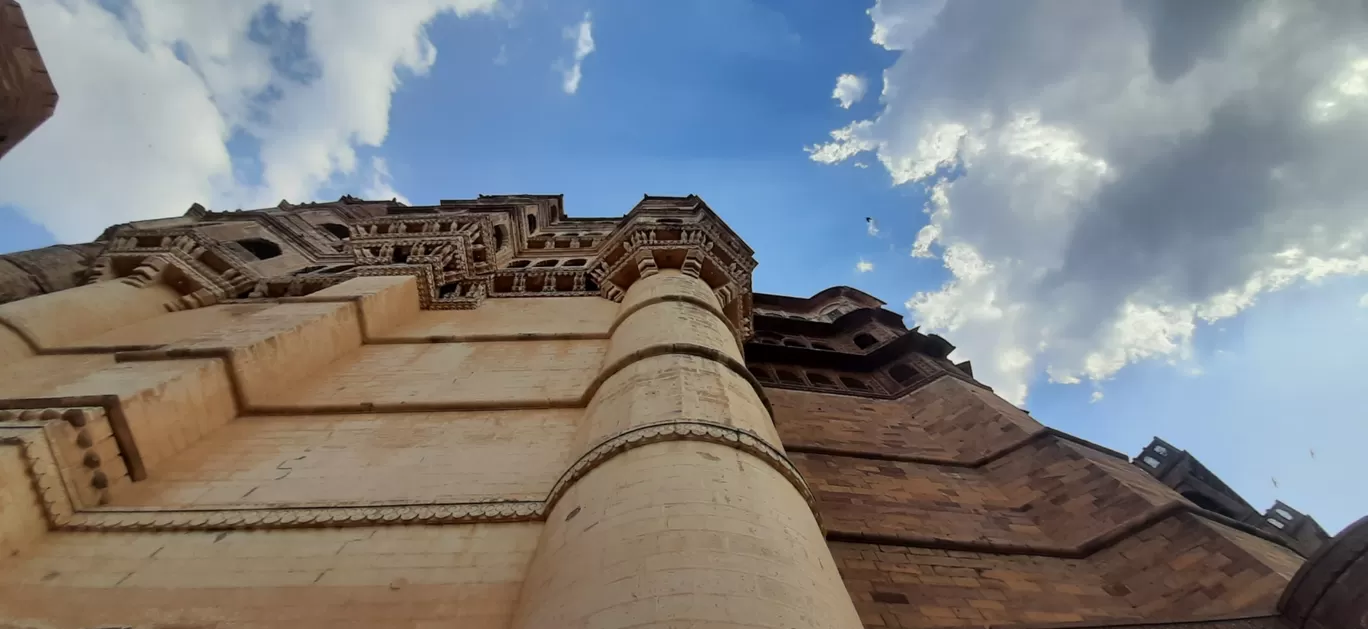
3;418;816;533
544;420;818;524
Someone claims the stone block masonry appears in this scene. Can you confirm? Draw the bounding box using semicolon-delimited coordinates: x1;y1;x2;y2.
0;192;1360;628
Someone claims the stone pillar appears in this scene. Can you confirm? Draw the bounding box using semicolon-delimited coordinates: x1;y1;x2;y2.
511;269;861;629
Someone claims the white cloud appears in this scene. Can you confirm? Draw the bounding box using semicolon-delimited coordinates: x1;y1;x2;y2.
1089;391;1104;404
1359;293;1368;308
0;0;498;243
560;12;594;94
856;259;874;273
866;217;880;236
360;157;408;205
812;0;1368;404
832;73;868;109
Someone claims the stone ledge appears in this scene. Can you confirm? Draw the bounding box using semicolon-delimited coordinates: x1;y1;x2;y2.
3;419;819;533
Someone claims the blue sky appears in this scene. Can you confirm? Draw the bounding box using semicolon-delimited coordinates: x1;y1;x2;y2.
2;0;1366;532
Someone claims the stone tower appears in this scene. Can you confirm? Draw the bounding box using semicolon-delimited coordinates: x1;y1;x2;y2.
0;195;1361;629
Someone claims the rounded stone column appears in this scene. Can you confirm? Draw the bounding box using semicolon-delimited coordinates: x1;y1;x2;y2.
512;270;861;629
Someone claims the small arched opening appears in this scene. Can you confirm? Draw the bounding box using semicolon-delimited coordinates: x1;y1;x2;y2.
563;259;587;267
782;338;808;348
236;238;282;260
534;259;558;268
775;370;804;385
526;213;538;233
494;225;508;250
890;364;918;384
853;333;878;349
810;342;834;351
840;376;870;390
508;260;531;268
321;223;350;240
807;373;834;387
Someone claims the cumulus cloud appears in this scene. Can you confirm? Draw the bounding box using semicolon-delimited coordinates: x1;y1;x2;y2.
857;259;875;273
1089;391;1104;404
832;73;868;109
808;0;1368;403
559;12;594;94
0;0;498;243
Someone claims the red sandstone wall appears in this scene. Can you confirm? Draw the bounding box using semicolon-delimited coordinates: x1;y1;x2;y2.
1;0;58;160
768;375;1306;628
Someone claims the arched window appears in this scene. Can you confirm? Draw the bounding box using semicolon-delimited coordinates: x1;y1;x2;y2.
782;338;808;348
807;373;834;387
890;364;918;384
757;335;781;345
840;376;869;390
775;370;804;385
508;260;531;268
526;213;538;233
321;223;350;240
563;259;587;267
753;369;774;383
534;259;558;267
494;225;507;250
236;238;281;260
811;342;834;351
853;333;878;349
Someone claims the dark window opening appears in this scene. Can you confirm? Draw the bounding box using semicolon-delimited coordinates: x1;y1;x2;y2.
810;342;834;351
890;364;918;384
438;282;461;297
321;223;350;240
853;333;878;349
494;225;507;250
807;373;834;387
526;213;538;233
391;245;411;264
584;276;599;292
534;259;558;267
757;335;781;345
508;260;531;268
564;259;587;267
658;218;683;224
782;338;808;348
841;376;870;390
776;370;804;385
236;238;282;260
753;369;774;383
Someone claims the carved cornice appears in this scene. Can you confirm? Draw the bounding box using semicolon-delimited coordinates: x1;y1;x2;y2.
89;231;260;310
590;212;758;339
